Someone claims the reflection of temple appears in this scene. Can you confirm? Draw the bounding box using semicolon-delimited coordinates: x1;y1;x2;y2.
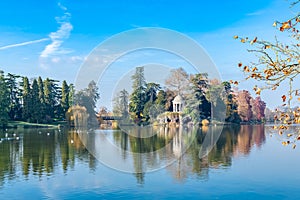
172;127;183;158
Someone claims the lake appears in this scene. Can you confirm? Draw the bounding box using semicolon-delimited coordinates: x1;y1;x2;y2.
0;125;299;199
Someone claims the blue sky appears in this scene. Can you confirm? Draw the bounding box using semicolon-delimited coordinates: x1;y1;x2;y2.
0;0;298;109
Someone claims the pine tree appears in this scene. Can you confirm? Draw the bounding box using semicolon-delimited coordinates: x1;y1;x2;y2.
68;84;75;106
119;89;129;117
184;73;210;122
22;76;31;121
143;83;161;121
6;73;22;120
37;76;47;122
0;71;10;127
30;79;41;123
129;67;146;124
155;90;167;108
44;78;61;121
61;80;70;118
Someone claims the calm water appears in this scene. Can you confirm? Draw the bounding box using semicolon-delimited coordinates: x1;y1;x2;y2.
0;125;299;199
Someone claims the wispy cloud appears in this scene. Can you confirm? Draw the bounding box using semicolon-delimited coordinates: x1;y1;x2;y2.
0;38;49;51
246;10;266;16
40;3;73;58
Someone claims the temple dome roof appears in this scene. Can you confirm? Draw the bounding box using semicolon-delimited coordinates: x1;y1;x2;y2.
173;95;184;104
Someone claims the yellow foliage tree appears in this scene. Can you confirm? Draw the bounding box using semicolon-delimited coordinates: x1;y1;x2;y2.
66;105;89;128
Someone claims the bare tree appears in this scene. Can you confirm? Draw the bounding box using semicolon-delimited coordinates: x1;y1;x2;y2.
165;67;189;96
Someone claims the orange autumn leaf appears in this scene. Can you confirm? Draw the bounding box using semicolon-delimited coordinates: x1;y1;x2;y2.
250;37;257;45
238;62;243;67
233;35;238;39
280;22;291;31
255;88;261;95
282;95;287;102
252;67;258;72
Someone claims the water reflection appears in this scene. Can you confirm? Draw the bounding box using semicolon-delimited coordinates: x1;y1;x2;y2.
0;125;266;185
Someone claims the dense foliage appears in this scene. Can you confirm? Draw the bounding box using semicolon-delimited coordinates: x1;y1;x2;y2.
113;66;267;125
0;70;73;126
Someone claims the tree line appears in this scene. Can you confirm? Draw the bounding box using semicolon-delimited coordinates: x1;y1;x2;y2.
0;70;73;126
0;70;100;128
113;67;267;125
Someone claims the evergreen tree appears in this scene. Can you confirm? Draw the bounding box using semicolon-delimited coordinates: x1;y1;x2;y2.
129;67;146;124
143;83;161;122
6;73;22;120
155;90;167;108
44;78;61;121
30;79;41;123
61;80;70;118
184;73;210;122
74;80;100;127
37;76;47;122
0;71;10;127
222;82;240;123
119;89;129;118
68;84;75;106
44;78;53;119
206;82;226;122
22;76;31;121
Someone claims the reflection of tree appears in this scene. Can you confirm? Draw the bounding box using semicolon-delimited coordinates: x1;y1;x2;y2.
22;129;56;176
59;130;88;172
0;128;93;186
166;125;266;182
234;125;265;156
111;124;266;183
0;124;267;185
0;130;22;186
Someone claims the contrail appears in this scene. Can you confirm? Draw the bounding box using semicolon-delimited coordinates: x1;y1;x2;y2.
0;38;49;50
